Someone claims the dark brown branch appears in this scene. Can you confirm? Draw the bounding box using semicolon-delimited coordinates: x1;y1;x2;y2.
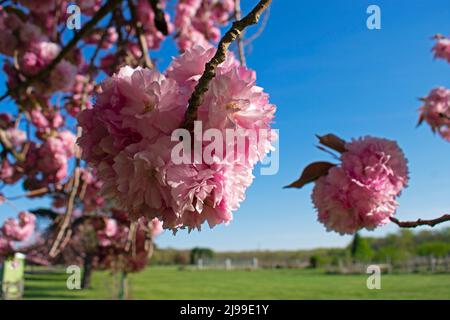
0;0;119;102
390;214;450;228
128;0;153;69
148;0;169;36
234;0;246;66
182;0;272;131
243;5;270;45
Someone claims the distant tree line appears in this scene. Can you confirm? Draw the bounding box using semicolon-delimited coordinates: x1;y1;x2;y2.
149;228;450;267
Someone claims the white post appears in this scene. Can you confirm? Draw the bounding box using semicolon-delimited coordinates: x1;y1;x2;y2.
252;257;258;269
225;258;232;270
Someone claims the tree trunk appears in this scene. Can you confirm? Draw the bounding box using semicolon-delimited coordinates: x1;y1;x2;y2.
81;253;94;289
118;271;128;300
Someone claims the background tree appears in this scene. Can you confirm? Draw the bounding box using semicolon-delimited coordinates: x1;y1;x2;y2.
350;233;373;263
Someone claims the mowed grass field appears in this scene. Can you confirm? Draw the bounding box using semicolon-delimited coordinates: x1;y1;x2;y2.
23;266;450;300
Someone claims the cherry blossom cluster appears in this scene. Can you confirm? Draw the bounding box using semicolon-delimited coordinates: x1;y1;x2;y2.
419;87;450;142
174;0;234;51
95;211;163;272
0;0;271;270
0;6;78;95
0;0;255;268
0;111;75;188
290;135;409;235
432;34;450;63
418;36;450;142
0;211;36;258
78;46;276;231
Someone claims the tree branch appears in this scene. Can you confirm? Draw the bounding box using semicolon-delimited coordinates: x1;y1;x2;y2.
128;0;154;69
182;0;272;131
243;5;270;46
234;0;246;66
148;0;169;36
390;214;450;228
49;166;81;257
49;84;88;257
0;0;119;102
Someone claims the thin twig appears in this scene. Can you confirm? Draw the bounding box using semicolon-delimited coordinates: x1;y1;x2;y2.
125;221;138;257
243;6;270;45
49;167;81;257
128;0;153;69
0;0;119;102
182;0;272;131
390;214;450;228
6;187;50;200
234;0;246;66
49;73;90;256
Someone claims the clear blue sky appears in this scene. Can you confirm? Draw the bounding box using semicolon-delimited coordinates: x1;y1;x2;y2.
1;0;450;251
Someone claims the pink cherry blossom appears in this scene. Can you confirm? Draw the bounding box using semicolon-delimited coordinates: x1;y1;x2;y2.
78;66;185;168
84;27;118;49
432;35;450;63
18;0;56;13
174;0;234;51
36;131;76;183
31;107;64;135
49;60;78;92
19;41;61;76
79;46;276;231
19;22;46;43
312;136;409;235
97;218;119;247
150;218;163;237
166;45;216;90
75;0;103;16
4;128;26;148
419;87;450;142
0;159;17;184
1;211;36;242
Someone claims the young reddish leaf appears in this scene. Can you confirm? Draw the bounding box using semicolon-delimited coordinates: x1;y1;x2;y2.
316;134;347;153
417;113;425;127
284;162;335;189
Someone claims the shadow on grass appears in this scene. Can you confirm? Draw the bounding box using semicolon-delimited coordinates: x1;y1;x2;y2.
24;285;68;292
23;292;78;299
25;276;67;282
23;271;81;299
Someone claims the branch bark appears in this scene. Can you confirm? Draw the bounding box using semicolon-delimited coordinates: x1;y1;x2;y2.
182;0;272;131
390;214;450;228
234;0;246;66
243;5;270;46
148;0;169;36
49;166;81;257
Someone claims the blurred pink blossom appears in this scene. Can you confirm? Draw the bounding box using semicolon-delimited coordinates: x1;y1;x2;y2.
313;136;409;235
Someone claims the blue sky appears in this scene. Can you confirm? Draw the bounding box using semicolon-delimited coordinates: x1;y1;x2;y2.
1;0;450;251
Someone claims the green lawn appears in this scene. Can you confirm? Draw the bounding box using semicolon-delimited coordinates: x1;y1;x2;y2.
23;266;450;299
